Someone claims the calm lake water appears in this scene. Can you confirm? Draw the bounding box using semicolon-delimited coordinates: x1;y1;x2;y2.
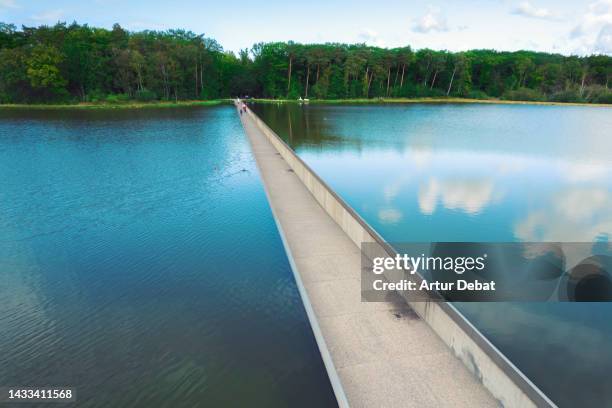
251;102;612;408
0;106;336;407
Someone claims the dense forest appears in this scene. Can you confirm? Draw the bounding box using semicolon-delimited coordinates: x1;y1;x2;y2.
1;22;611;104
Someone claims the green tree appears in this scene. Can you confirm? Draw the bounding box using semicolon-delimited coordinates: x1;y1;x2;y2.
26;44;67;99
0;21;610;104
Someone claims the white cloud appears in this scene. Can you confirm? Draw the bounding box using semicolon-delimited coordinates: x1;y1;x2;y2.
591;0;612;14
357;28;386;47
0;0;17;8
412;7;449;33
512;1;561;21
32;9;64;22
594;23;612;53
568;0;612;54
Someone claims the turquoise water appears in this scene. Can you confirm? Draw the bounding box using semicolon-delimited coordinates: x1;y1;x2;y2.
0;106;336;407
252;102;612;407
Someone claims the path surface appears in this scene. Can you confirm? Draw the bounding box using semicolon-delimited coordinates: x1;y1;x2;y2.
237;104;497;408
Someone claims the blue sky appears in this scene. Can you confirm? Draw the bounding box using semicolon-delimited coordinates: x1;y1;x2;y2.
1;0;611;55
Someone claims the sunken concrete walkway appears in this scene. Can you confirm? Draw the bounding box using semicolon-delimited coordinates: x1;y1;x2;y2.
237;104;497;408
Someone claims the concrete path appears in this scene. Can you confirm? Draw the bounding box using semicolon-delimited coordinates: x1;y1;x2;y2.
237;104;497;408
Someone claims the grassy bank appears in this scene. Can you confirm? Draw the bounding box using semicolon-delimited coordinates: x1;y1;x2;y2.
250;97;611;108
0;99;230;110
2;97;610;109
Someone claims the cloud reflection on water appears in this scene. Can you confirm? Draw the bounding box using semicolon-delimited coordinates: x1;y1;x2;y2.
418;178;496;215
515;187;612;242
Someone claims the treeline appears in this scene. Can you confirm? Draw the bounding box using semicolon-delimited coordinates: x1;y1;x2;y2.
253;43;611;103
1;22;611;104
0;22;253;103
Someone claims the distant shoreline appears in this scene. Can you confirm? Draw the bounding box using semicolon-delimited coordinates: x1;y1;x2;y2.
1;97;609;110
250;97;612;108
0;100;228;110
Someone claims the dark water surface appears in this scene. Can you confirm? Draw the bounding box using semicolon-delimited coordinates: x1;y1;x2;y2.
251;102;612;408
0;106;336;407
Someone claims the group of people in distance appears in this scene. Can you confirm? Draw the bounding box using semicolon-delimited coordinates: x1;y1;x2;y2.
238;99;247;115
